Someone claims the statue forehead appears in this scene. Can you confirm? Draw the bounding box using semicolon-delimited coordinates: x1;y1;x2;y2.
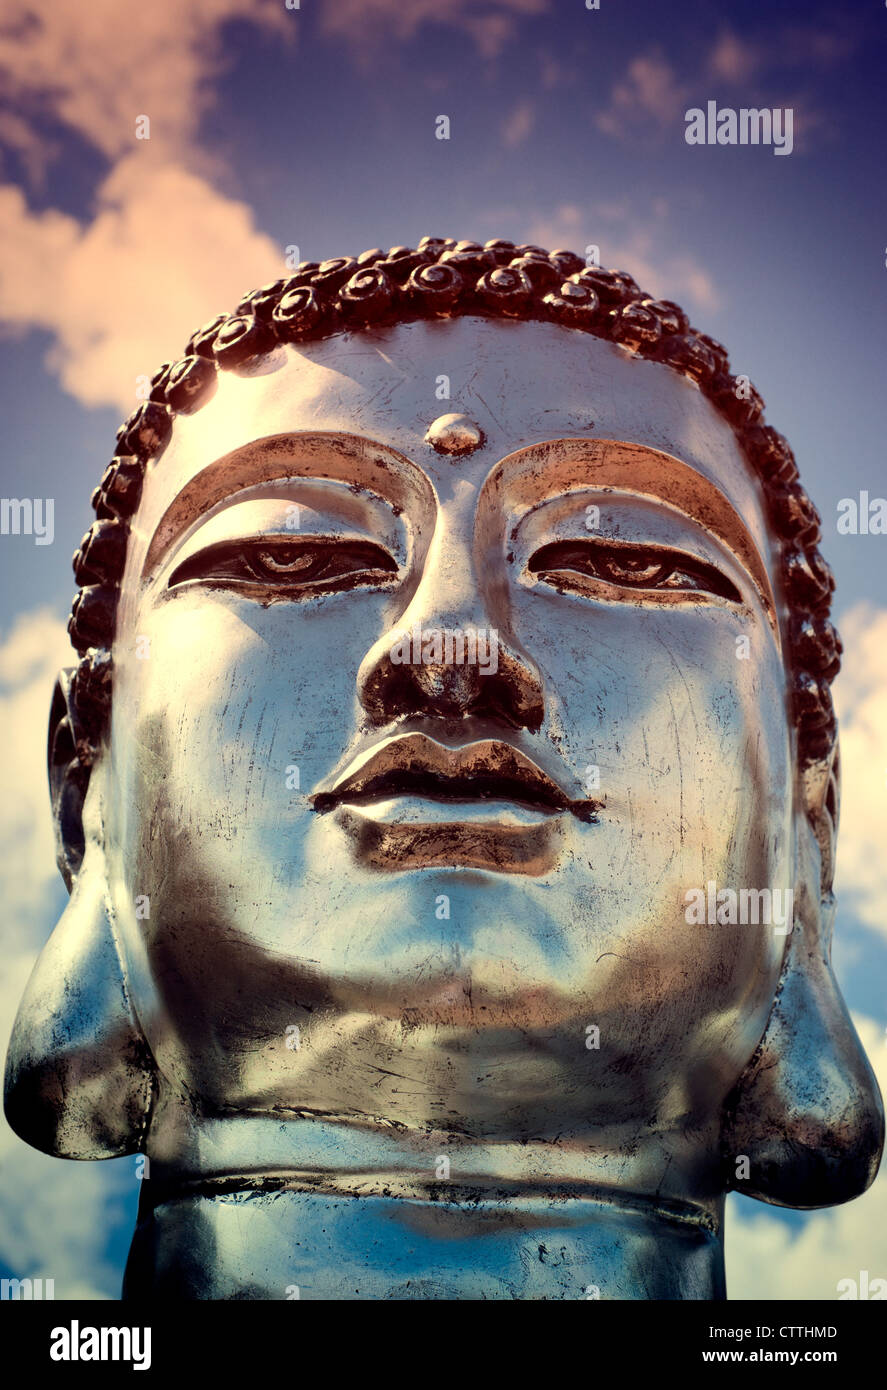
139;317;771;554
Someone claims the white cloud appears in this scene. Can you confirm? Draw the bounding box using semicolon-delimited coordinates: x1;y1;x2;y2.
727;1013;886;1299
0;951;134;1300
0;1;289;415
0;603;882;1298
832;603;887;942
0;155;284;413
0;606;135;1299
0;608;71;943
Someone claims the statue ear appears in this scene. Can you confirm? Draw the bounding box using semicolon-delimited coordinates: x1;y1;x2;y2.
724;744;884;1207
4;670;156;1159
48;653;114;889
48;669;88;889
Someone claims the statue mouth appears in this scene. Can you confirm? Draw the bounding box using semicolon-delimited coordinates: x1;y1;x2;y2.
311;734;599;873
311;732;597;819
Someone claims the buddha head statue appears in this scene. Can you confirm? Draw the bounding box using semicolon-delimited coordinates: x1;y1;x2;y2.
5;238;883;1300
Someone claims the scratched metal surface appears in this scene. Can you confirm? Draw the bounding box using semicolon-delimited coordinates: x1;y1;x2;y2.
6;317;882;1299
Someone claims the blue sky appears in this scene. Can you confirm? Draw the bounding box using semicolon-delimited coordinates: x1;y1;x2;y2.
0;0;885;1299
2;0;887;623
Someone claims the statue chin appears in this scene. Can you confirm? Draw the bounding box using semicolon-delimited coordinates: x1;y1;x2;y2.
5;279;883;1300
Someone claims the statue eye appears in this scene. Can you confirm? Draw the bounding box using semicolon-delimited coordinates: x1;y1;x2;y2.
168;537;399;594
527;540;741;603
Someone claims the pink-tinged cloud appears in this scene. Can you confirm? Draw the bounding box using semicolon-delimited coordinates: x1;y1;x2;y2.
703;23;856;90
0;155;283;412
528;202;722;315
708;32;762;85
0;110;58;191
0;0;291;161
600;25;859;149
595;51;689;143
501;100;535;149
319;0;548;60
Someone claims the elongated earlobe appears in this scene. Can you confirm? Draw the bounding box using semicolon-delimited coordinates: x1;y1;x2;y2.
4;856;156;1158
723;797;884;1208
4;671;156;1159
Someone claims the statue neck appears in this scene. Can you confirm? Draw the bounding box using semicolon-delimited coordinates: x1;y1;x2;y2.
126;1183;723;1299
127;1111;725;1300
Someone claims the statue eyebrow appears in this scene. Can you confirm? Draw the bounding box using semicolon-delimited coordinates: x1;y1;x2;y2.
142;431;435;577
481;437;779;631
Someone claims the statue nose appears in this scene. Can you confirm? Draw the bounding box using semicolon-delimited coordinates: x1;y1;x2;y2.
404;640;490;717
357;618;545;729
358;500;545;729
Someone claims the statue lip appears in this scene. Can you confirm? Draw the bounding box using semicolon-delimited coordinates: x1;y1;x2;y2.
310;733;598;822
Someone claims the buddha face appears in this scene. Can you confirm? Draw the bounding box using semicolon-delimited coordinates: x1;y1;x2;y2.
106;316;792;1156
